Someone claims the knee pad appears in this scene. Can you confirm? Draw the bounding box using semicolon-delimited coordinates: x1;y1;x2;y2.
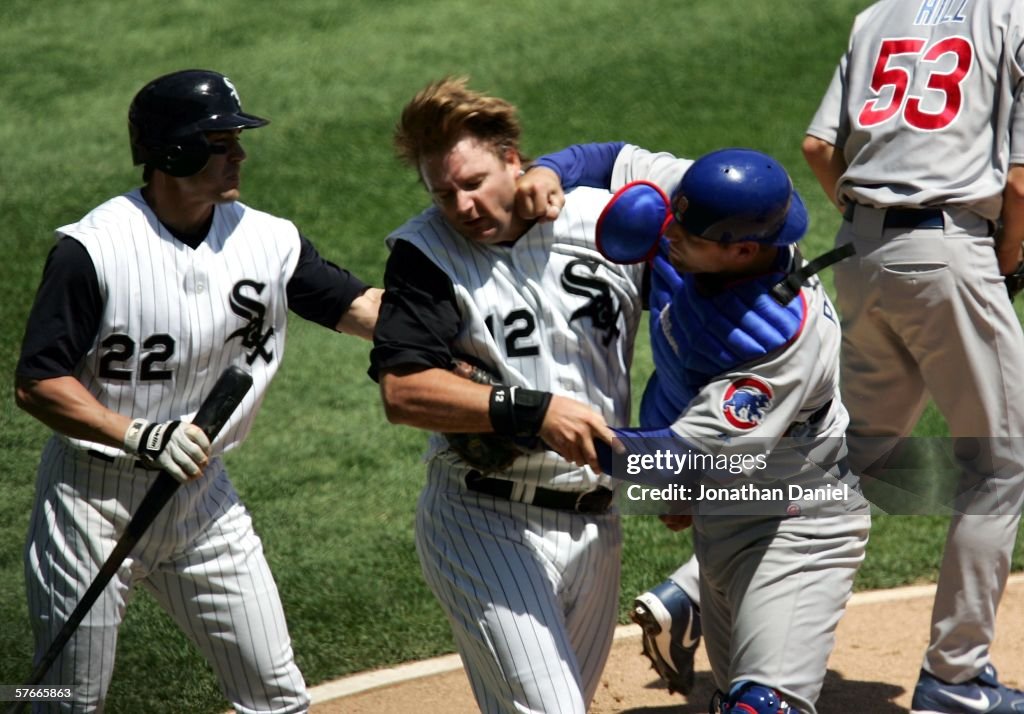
714;680;794;713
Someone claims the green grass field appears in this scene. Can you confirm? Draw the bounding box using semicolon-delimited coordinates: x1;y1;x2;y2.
2;1;1022;712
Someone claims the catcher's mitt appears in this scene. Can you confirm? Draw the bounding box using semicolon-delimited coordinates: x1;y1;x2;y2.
1006;261;1024;301
444;356;537;473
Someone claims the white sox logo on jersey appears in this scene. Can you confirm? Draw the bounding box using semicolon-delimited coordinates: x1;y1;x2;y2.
722;377;774;430
561;258;621;346
227;279;274;365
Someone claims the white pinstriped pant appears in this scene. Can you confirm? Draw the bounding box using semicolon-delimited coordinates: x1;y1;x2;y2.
24;437;308;713
415;470;622;714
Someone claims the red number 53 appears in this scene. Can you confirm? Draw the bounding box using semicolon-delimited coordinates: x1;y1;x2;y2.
857;36;973;131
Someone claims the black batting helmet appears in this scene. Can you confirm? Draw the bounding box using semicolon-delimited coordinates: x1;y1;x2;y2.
128;69;269;177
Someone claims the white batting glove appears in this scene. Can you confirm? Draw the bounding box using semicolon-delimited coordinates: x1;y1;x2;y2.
123;418;211;482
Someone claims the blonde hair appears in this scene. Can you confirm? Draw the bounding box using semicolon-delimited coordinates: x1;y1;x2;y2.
394;76;522;169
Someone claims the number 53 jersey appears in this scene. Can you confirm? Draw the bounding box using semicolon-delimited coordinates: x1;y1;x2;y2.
806;0;1024;221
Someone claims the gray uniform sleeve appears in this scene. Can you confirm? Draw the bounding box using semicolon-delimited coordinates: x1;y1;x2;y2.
806;58;849;148
669;354;820;460
609;144;695;195
667;297;841;473
804;0;1024;216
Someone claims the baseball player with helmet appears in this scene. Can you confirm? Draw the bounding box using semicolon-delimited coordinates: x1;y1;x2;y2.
370;76;645;713
520;143;872;713
803;1;1024;711
14;69;381;712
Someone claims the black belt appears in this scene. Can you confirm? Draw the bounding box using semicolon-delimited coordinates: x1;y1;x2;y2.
87;449;146;470
784;399;833;436
843;204;944;229
464;471;614;514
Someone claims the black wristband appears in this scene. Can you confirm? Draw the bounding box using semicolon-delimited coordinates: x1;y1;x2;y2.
489;386;552;437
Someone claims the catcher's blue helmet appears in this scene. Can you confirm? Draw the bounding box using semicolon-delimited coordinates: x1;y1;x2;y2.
672;148;807;245
129;69;269;177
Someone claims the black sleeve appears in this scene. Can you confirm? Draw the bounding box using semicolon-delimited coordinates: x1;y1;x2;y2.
286;234;371;329
16;237;103;379
368;240;462;382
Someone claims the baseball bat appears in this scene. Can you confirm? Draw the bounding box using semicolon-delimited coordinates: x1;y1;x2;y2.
8;366;253;713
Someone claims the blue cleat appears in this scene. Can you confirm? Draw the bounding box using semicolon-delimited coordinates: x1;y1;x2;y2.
911;665;1024;713
631;578;701;695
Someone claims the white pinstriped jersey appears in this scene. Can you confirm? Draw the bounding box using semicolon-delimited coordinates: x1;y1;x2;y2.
57;188;300;458
388;186;645;490
807;0;1024;220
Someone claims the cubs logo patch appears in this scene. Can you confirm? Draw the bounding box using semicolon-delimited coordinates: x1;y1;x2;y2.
721;377;773;430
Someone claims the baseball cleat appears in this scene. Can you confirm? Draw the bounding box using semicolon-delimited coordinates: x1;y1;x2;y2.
630;578;701;695
910;665;1024;713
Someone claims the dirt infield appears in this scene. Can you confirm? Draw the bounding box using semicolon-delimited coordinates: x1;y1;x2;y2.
310;575;1024;713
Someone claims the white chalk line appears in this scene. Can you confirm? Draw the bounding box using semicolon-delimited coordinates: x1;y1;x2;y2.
308;573;1024;705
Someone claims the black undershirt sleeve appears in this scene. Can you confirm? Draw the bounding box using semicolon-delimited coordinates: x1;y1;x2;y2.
16;237;103;380
368;240;462;382
286;234;370;329
16;233;371;380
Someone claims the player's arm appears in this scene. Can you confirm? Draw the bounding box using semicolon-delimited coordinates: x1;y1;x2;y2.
600;323;827;483
15;238;209;480
15;376;209;482
13;238;127;446
379;367;492;431
380;364;617;463
804;57;850;212
518;142;692;220
516;142;624;221
530;142;626;188
997;164;1024;274
801;135;847;212
594;370;802;486
15;375;132;448
371;241;613;471
335;287;382;340
372;242;504;433
381;366;613;472
531;141;690;191
287;234;381;340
